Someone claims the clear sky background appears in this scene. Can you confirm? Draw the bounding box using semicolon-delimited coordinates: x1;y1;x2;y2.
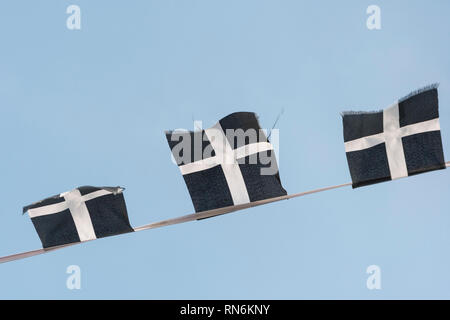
0;0;449;299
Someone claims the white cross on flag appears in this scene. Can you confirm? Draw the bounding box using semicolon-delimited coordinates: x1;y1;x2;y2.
23;186;134;248
166;112;287;213
342;85;446;188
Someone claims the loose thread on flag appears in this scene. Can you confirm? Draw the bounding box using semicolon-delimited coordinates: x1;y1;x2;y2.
1;161;449;264
267;108;284;140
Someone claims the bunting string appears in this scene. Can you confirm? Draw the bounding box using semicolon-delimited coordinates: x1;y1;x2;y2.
1;160;448;264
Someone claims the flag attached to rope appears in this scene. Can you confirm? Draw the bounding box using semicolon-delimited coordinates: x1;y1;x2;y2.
23;186;134;248
166;112;287;212
342;84;446;188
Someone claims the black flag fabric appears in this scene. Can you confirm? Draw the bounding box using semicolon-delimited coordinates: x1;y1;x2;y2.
342;85;446;188
166;112;287;212
23;186;134;248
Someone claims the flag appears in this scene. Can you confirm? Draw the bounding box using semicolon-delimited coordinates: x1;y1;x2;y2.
23;186;134;248
342;84;446;188
166;112;287;212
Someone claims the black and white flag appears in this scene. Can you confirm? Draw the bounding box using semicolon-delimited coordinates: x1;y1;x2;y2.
342;85;446;188
166;112;287;212
23;186;134;248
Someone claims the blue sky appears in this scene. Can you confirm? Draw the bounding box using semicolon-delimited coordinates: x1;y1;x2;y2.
0;0;449;299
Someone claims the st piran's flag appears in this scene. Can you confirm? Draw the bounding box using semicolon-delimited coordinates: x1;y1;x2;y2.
342;84;446;188
166;112;287;212
23;186;134;248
